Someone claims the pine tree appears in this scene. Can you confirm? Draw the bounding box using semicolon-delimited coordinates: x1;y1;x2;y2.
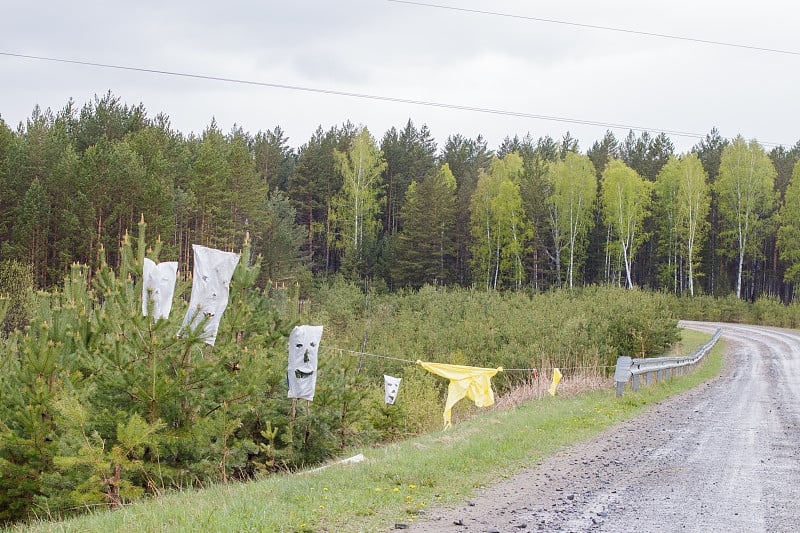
289;126;346;274
654;156;681;292
380;120;437;236
441;134;491;286
693;128;729;295
188;122;231;248
254;126;295;191
392;164;458;287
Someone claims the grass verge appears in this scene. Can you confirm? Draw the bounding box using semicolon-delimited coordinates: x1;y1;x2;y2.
8;332;724;533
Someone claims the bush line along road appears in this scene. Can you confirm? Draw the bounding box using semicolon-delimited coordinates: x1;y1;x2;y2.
409;322;800;532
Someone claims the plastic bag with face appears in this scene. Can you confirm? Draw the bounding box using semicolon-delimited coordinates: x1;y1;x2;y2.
384;375;402;405
181;245;241;346
142;258;179;320
287;325;323;400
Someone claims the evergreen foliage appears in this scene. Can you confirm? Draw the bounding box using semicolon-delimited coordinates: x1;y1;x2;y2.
4;94;800;300
0;260;34;334
0;223;307;524
392;164;458;288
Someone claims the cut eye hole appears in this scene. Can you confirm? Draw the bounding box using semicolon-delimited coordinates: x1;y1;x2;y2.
295;343;304;348
295;369;314;379
310;342;316;347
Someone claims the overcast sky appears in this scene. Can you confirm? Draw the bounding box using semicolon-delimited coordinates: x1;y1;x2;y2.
2;0;798;153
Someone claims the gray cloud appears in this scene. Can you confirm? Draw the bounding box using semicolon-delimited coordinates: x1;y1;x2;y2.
2;0;798;151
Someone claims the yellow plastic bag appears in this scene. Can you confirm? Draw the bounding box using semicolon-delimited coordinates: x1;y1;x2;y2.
417;361;502;429
548;368;563;396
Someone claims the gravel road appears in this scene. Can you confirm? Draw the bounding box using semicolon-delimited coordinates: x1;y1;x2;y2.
404;322;800;532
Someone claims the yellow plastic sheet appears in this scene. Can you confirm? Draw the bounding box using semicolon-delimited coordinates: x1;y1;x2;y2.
417;361;502;429
548;368;562;396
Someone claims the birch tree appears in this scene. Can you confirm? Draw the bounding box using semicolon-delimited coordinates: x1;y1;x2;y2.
494;178;528;289
332;127;386;275
676;153;710;296
715;136;776;299
601;160;651;289
469;153;529;289
777;160;800;284
654;157;681;292
546;152;596;288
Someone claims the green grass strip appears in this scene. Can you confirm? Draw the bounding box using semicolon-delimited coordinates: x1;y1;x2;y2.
9;332;724;533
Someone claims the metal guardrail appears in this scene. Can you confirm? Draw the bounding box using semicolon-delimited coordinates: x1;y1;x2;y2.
614;328;722;397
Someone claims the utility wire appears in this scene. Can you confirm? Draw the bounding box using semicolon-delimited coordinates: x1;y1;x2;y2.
0;51;785;147
387;0;800;57
0;51;714;142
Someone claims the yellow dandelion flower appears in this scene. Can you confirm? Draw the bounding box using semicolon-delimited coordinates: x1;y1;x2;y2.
393;487;400;492
375;487;382;493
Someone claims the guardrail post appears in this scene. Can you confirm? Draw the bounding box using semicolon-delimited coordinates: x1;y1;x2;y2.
632;374;640;391
614;356;633;398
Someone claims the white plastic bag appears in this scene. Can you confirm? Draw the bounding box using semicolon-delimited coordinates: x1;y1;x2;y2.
181;245;240;346
384;375;402;405
287;325;323;400
142;258;178;320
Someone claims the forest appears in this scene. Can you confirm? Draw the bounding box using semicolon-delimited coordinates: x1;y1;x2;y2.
2;92;800;301
3;93;800;525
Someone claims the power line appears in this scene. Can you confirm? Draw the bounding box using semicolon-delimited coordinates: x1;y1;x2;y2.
387;0;800;57
0;51;785;147
0;51;706;140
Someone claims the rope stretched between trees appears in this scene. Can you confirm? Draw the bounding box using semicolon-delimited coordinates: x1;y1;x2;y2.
322;346;415;364
322;346;614;373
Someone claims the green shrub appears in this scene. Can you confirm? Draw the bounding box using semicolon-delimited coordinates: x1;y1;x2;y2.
671;292;800;327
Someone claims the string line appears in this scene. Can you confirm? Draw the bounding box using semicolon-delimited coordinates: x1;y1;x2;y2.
322;346;415;364
322;346;614;373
